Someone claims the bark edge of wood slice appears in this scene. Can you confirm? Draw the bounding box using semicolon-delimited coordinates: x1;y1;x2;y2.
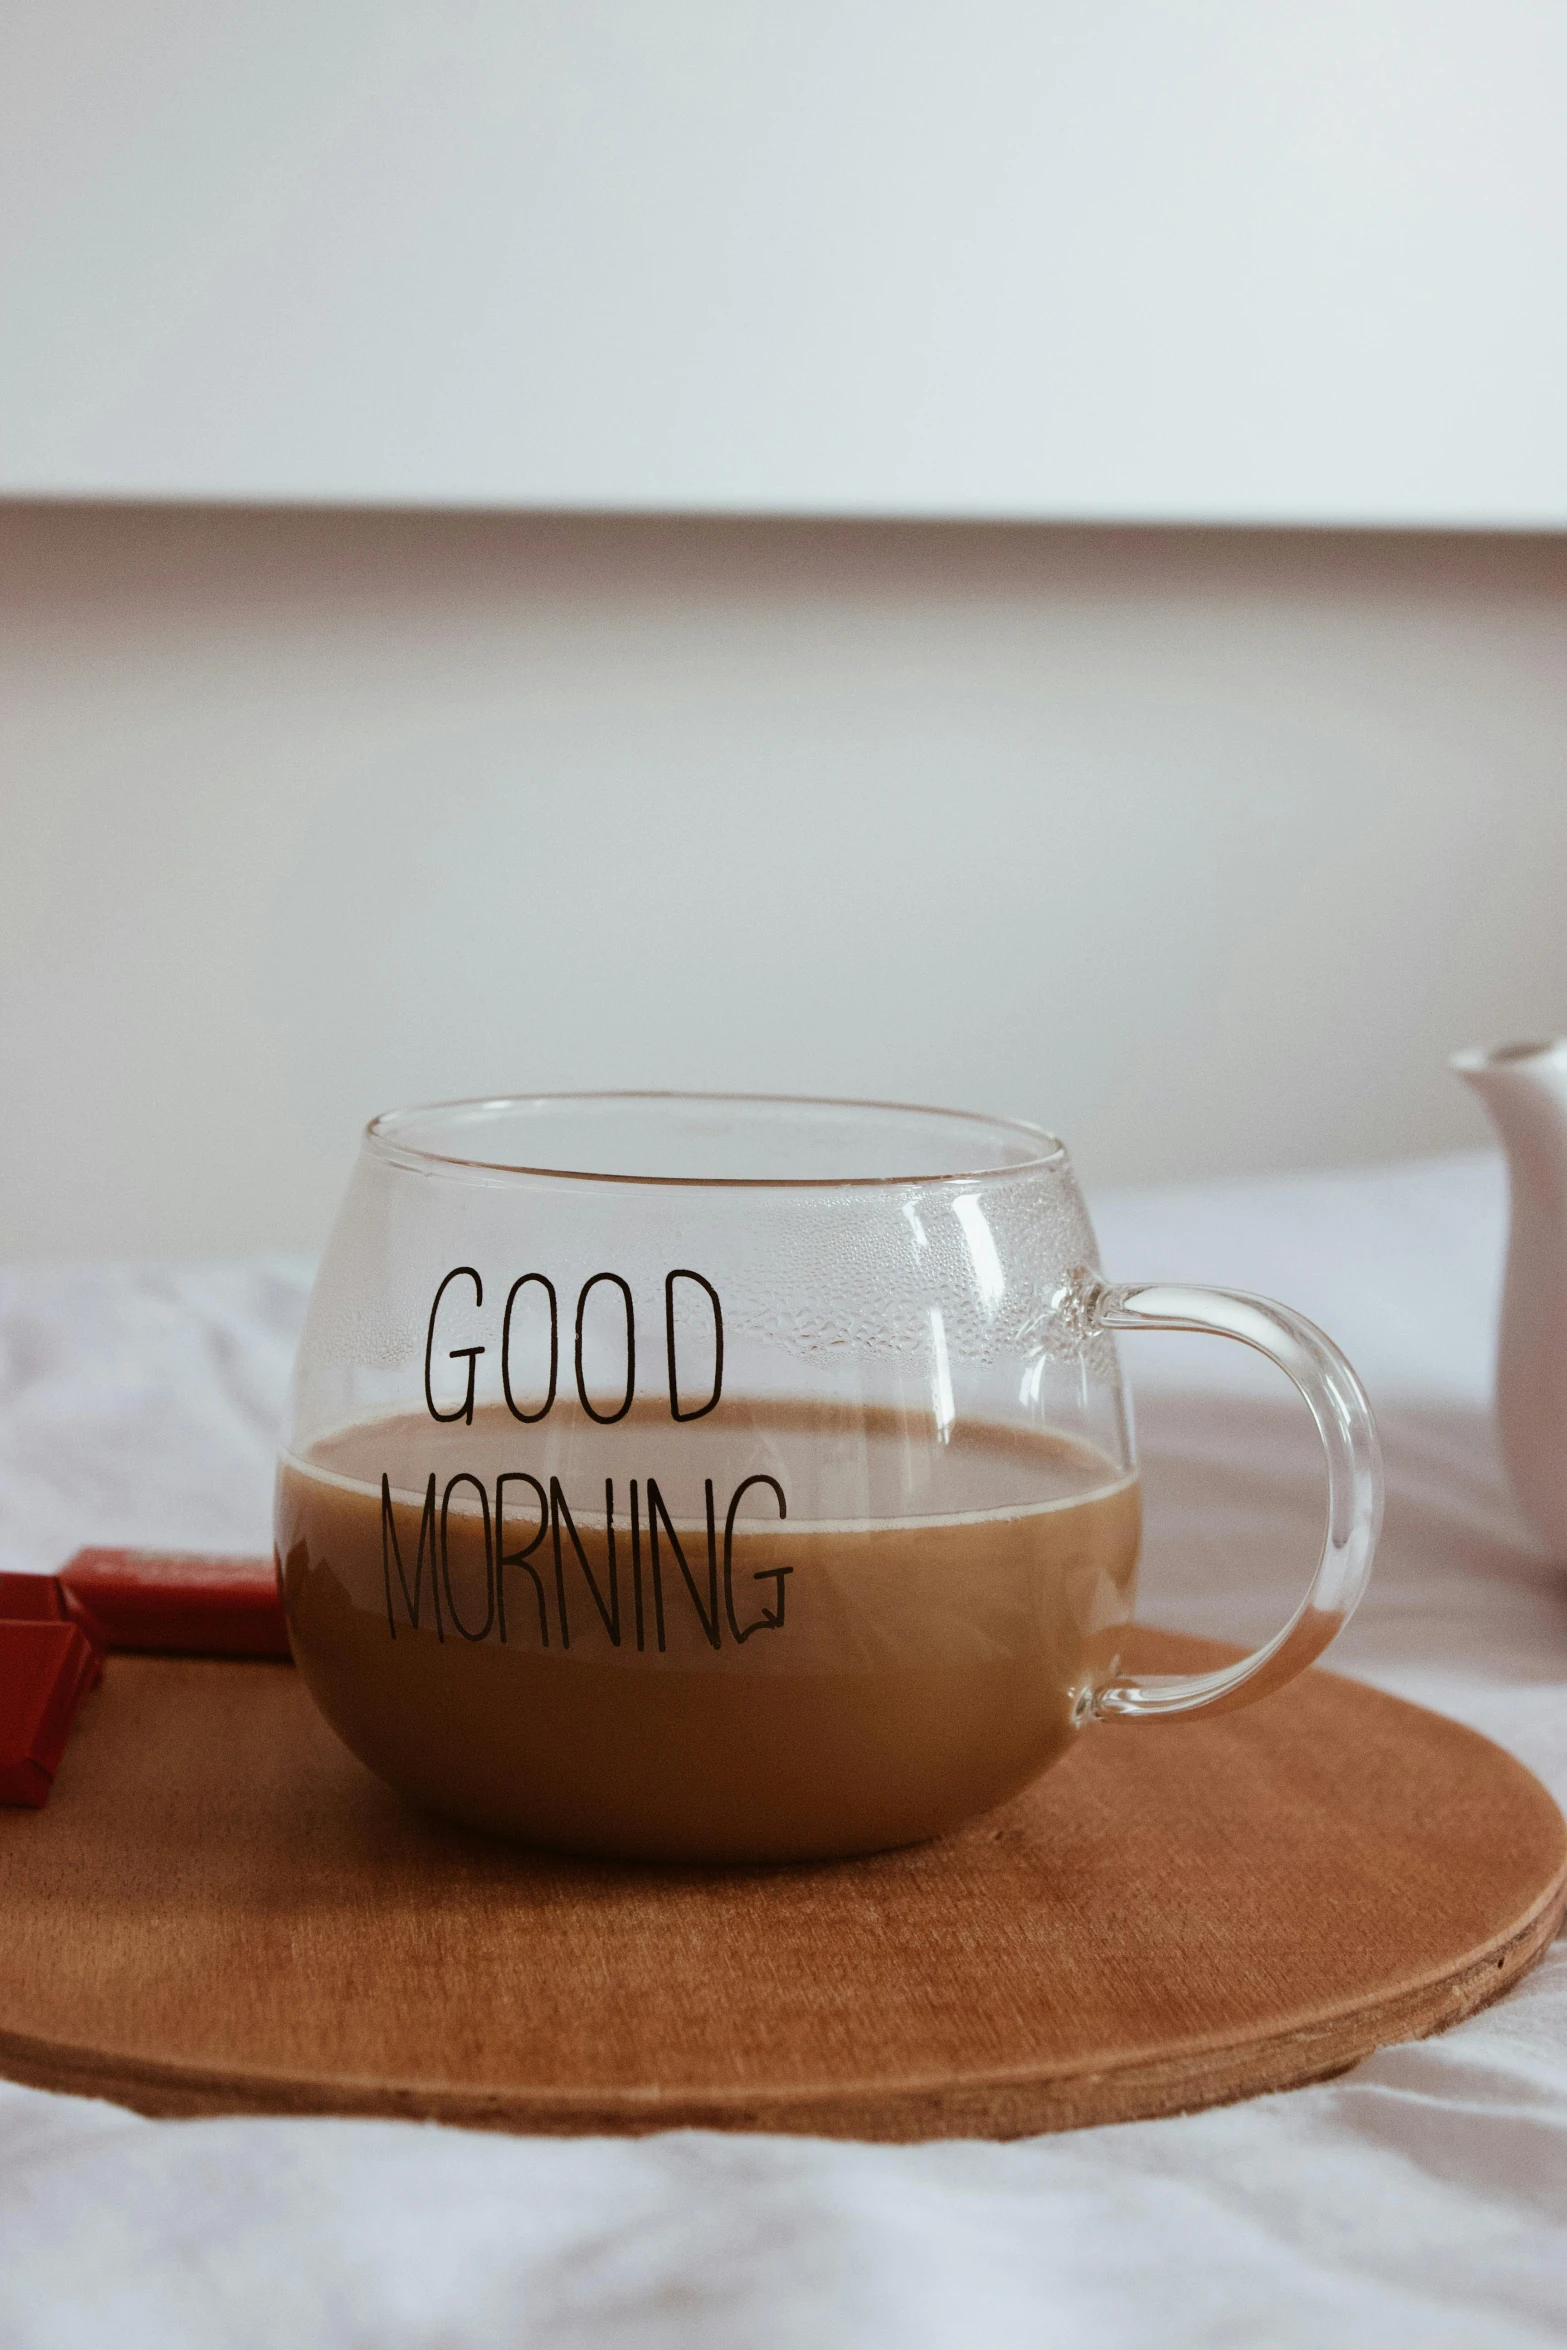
1;1631;1562;2141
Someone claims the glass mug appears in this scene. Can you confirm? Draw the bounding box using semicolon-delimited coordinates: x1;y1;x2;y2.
276;1094;1381;1863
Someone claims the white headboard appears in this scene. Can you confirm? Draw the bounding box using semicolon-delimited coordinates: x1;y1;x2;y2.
2;0;1562;525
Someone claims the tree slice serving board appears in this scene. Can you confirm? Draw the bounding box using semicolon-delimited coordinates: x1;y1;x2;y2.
1;1631;1562;2141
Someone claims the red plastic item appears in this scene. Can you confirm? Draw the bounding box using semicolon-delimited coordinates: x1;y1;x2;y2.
56;1549;291;1659
0;1619;99;1806
0;1571;106;1686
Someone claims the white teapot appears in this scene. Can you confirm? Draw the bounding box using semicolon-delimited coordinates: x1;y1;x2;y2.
1453;1040;1567;1555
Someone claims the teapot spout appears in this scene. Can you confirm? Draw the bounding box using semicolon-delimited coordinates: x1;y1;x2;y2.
1452;1039;1567;1554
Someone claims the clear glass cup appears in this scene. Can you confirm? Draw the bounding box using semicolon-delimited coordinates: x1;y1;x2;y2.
275;1094;1381;1862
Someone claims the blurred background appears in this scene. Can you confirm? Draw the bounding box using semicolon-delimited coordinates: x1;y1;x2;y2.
2;1;1564;1259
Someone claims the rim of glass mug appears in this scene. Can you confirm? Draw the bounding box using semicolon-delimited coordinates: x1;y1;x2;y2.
363;1091;1071;1188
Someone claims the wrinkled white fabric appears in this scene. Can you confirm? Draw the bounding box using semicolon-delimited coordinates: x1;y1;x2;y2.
2;1150;1564;2349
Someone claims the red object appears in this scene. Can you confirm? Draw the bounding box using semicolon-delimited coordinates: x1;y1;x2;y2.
0;1619;99;1806
0;1571;106;1686
57;1549;291;1659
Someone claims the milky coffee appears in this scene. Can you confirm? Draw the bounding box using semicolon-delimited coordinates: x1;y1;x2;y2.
275;1399;1140;1861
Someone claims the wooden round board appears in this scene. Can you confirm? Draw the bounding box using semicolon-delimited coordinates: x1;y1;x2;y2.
1;1630;1562;2141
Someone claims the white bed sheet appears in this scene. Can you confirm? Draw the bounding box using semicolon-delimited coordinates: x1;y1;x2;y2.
2;1150;1564;2349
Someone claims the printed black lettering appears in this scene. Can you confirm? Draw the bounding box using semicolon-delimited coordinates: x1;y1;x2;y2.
724;1474;792;1641
550;1477;621;1650
501;1274;558;1424
381;1472;443;1641
665;1269;724;1421
440;1473;494;1642
646;1477;721;1651
496;1473;550;1647
424;1266;485;1425
574;1273;635;1424
630;1477;645;1652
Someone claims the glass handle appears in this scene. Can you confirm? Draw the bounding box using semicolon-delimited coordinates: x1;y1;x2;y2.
1087;1281;1383;1721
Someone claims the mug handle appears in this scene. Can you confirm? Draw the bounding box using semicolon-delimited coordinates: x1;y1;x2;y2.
1087;1281;1383;1721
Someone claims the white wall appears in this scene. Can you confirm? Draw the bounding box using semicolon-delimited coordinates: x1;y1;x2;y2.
3;1;1565;525
2;500;1564;1261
